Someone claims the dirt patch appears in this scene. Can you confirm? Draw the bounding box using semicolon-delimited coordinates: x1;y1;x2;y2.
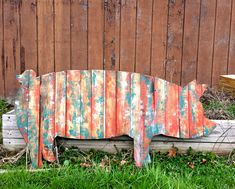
200;87;235;120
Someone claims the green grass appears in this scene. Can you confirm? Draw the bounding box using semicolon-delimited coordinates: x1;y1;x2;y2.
203;100;235;119
0;148;235;189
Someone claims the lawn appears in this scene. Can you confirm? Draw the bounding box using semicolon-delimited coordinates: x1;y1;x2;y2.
0;148;235;189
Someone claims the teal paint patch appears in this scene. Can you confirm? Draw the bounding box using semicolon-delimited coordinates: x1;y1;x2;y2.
69;129;77;136
72;112;77;125
125;92;131;106
152;123;159;135
204;126;210;136
180;88;186;116
92;72;97;85
96;129;103;139
80;127;90;139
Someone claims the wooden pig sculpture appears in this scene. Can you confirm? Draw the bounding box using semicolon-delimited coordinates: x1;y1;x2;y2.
15;70;216;168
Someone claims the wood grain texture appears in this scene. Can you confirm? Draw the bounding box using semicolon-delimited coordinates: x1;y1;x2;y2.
197;0;216;85
228;0;235;74
181;0;200;86
104;0;120;70
151;0;168;79
88;0;104;69
166;0;185;85
20;0;37;72
2;0;235;98
135;0;152;75
212;0;232;86
37;0;54;75
3;0;21;99
71;0;88;70
120;0;136;72
54;0;70;71
0;0;4;98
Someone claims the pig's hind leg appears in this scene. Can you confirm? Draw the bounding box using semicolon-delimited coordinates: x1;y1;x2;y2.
134;136;152;167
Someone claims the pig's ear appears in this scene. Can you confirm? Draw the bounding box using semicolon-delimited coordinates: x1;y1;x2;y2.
28;69;37;77
188;80;197;86
196;83;207;98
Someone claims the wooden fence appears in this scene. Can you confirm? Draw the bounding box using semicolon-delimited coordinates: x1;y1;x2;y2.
0;0;235;100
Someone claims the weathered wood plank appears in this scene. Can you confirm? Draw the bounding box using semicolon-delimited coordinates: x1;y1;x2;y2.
71;0;88;70
3;138;26;150
28;72;41;167
40;73;56;162
105;70;116;138
54;0;70;71
91;70;105;138
212;0;232;86
116;71;131;135
37;0;54;75
20;0;37;71
88;0;104;69
151;0;168;79
197;0;216;86
228;0;235;74
3;129;24;138
4;137;234;155
104;0;120;70
165;82;179;137
55;71;66;137
80;70;92;139
219;75;235;96
60;140;234;155
0;0;4;98
120;0;136;72
66;70;81;138
165;0;184;85
3;0;21;99
135;0;152;75
179;84;189;138
154;78;167;135
181;0;200;86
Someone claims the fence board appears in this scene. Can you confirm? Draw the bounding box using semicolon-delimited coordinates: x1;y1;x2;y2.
181;0;200;86
1;0;235;99
104;0;120;70
165;0;184;85
88;0;104;69
197;0;216;86
0;0;4;98
150;0;168;79
55;0;70;71
37;0;54;75
135;0;152;75
228;0;235;74
71;0;88;70
120;0;136;72
3;0;21;99
20;0;37;72
212;0;232;86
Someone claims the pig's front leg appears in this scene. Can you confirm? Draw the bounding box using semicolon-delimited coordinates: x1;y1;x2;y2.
42;136;56;163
